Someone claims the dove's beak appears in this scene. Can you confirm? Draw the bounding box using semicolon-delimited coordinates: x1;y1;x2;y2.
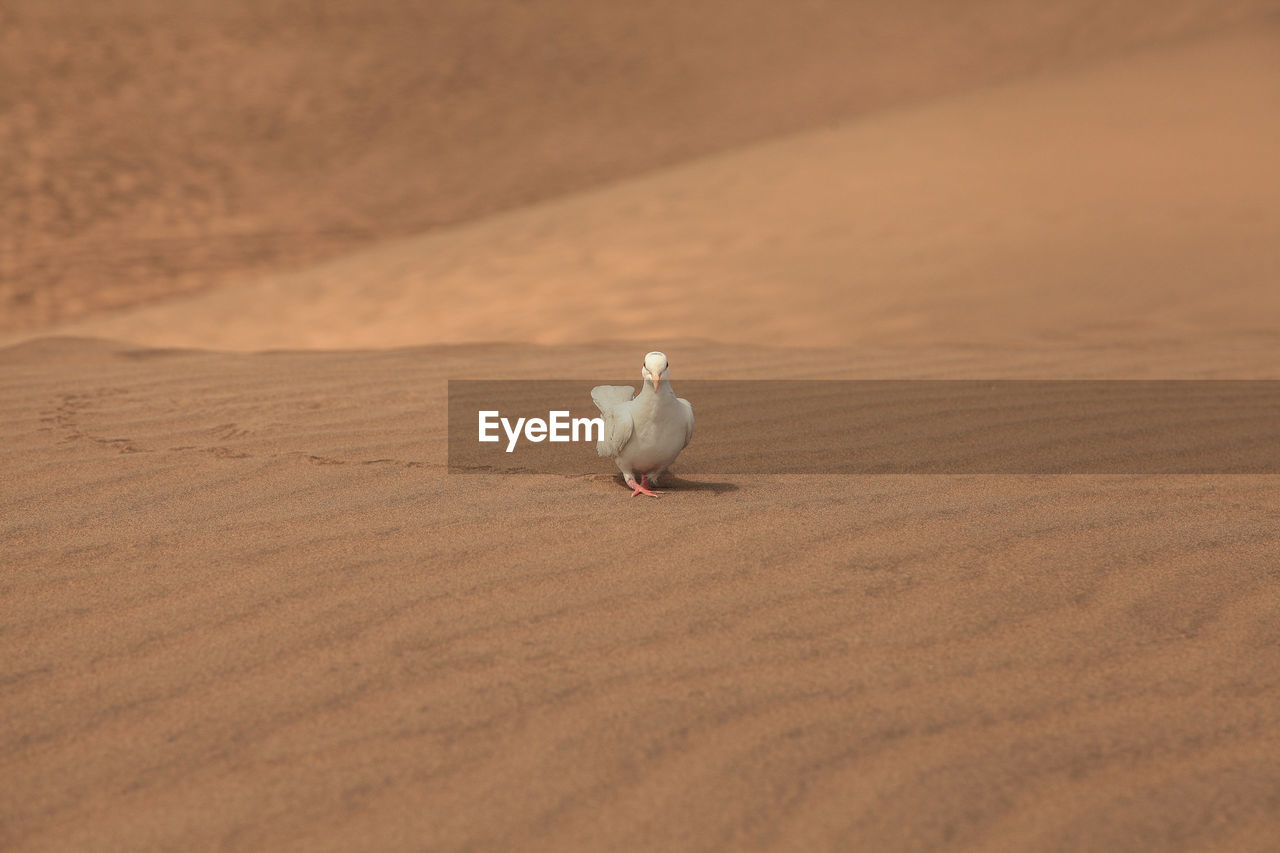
652;373;661;391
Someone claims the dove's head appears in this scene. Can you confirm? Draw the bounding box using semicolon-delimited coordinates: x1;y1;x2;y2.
641;351;669;391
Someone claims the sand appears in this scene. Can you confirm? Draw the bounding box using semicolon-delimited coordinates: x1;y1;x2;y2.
4;339;1280;851
8;24;1279;353
4;0;1277;333
4;4;1280;852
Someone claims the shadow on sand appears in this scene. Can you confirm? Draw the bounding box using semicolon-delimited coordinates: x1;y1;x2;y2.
607;474;740;496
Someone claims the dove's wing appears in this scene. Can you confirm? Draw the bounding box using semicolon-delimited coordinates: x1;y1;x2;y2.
590;385;636;459
596;401;635;459
676;397;695;449
590;385;635;414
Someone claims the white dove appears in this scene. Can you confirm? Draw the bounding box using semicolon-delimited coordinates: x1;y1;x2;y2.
590;351;695;497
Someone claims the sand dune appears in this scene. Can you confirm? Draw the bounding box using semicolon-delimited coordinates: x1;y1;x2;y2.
3;338;1280;850
3;1;1277;332
12;24;1278;353
6;6;1280;852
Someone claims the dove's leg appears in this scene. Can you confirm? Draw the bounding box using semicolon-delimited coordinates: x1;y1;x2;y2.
616;459;660;497
626;474;661;498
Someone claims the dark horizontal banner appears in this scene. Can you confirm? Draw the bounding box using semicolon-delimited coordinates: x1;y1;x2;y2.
448;380;1280;474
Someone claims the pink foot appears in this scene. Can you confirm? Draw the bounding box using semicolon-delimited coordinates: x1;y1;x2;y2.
629;475;662;498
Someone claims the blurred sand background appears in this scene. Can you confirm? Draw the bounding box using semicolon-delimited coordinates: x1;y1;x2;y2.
4;2;1280;850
